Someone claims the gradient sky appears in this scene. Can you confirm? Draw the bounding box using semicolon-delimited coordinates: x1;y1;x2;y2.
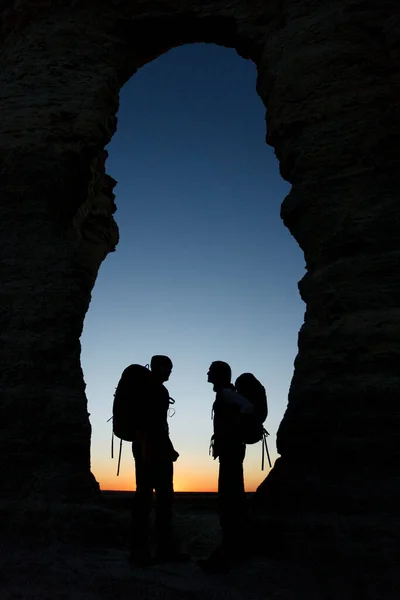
81;43;305;493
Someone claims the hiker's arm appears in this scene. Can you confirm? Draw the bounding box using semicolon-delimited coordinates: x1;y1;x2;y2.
222;388;254;414
144;424;179;461
218;389;249;440
136;429;178;463
164;429;179;461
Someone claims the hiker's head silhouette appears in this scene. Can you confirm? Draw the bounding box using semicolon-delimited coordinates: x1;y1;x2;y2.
151;355;173;382
207;361;231;387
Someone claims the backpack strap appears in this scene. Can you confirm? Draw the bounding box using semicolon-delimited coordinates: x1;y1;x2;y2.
108;415;123;475
209;434;214;457
261;428;272;471
168;396;176;417
116;438;123;476
107;416;114;458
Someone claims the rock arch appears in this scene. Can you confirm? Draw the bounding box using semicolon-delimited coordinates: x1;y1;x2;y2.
0;0;399;550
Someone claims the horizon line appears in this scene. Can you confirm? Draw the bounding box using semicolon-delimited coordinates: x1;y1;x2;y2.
101;489;255;494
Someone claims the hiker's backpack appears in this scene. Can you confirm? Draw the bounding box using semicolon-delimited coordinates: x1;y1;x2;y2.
235;373;271;469
112;363;154;442
109;364;175;475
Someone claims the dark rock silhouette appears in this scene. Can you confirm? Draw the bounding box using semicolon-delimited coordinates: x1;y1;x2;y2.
0;0;399;572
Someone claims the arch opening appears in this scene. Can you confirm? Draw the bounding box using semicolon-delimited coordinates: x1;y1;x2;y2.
81;41;303;496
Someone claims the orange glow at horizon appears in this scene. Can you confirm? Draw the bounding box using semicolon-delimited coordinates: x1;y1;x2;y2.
96;468;268;494
99;473;218;493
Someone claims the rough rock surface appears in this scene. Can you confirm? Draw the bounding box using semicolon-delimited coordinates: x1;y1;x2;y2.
0;0;399;567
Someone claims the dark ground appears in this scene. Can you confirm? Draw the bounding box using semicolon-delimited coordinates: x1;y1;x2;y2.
0;491;398;599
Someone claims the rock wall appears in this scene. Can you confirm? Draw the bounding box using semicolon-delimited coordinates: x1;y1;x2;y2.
255;2;400;520
0;0;399;551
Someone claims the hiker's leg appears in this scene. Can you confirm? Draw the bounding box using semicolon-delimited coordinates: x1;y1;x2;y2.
154;456;189;562
154;456;174;550
218;444;247;553
198;444;247;572
131;441;153;554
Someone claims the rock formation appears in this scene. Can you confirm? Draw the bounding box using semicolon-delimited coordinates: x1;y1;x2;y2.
0;0;399;556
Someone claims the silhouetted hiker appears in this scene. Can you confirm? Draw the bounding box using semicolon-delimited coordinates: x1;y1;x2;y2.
114;355;187;565
199;360;254;573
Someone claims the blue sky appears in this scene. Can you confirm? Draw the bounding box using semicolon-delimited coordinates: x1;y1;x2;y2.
81;43;305;492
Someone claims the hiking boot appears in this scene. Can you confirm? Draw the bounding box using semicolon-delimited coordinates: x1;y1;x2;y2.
155;545;190;563
197;545;229;573
128;549;155;567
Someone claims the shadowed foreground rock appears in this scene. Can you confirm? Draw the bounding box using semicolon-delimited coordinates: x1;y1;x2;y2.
2;500;399;600
0;0;399;571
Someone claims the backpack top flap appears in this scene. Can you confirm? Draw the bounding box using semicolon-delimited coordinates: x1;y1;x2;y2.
235;373;268;423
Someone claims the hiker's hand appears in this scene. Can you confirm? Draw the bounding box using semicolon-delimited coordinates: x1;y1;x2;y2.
171;449;179;462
